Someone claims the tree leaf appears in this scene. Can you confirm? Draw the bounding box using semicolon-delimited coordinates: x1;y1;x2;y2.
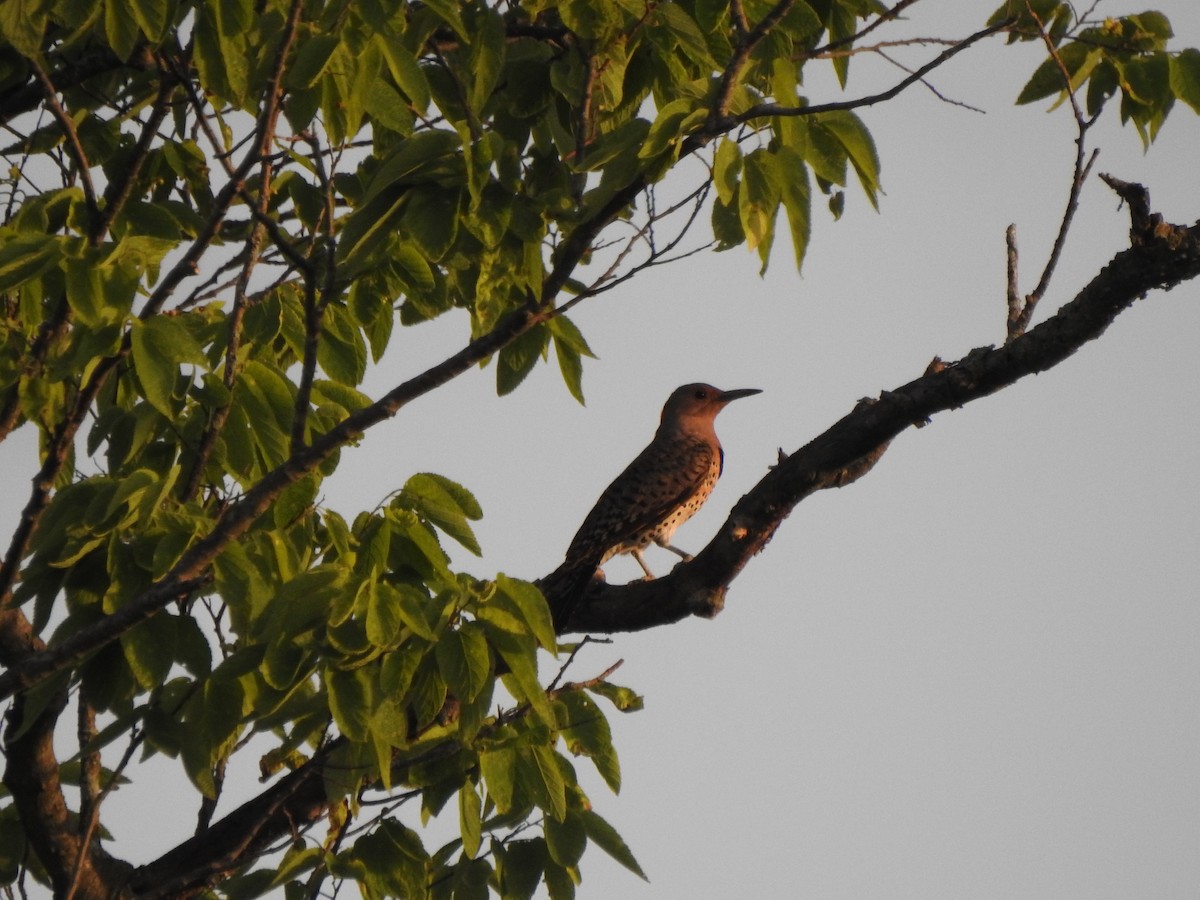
470;8;506;114
130;316;209;415
580;810;647;880
397;472;483;556
1170;48;1200;114
127;0;168;41
496;574;557;654
325;666;374;742
480;746;516;813
522;745;566;821
119;613;177;690
104;0;140;61
0;233;61;293
558;691;620;793
377;37;430;110
434;623;491;702
286;34;341;90
497;323;549;396
545;811;587;869
458;782;483;859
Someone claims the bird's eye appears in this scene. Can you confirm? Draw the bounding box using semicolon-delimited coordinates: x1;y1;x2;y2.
694;389;707;399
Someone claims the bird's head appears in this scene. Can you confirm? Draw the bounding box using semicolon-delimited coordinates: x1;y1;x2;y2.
660;383;761;432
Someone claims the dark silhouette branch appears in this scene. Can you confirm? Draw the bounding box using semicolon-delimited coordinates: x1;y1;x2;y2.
546;177;1200;632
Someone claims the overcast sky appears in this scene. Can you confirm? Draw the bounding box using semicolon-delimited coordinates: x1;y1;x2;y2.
5;2;1197;897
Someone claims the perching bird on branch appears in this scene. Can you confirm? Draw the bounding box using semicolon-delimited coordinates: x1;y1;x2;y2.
543;383;760;626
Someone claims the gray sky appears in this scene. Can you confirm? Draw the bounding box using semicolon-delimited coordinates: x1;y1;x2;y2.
5;2;1197;897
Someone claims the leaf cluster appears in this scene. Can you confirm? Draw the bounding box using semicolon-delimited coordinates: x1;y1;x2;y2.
993;1;1200;144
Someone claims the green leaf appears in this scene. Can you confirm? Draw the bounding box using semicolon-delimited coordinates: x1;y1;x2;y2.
656;3;712;67
104;0;140;61
1169;48;1200;114
325;666;373;742
419;0;466;38
0;0;46;57
521;745;567;821
497;838;547;900
497;323;549;396
486;625;554;728
130;316;210;415
181;670;246;796
579;118;650;172
587;680;644;712
377;38;430;110
367;582;406;647
496;574;557;654
547;316;595;405
558;691;620;793
580;810;646;880
480;746;516;812
380;636;430;696
127;0;169;41
286;34;341;90
459;782;483;859
400;186;462;262
711;194;744;250
0;233;61;293
392;583;439;641
470;8;506;114
638;98;693;161
363;131;462;204
435;622;491;702
545;811;587;869
820;111;880;209
738;147;780;268
119;613;177;690
713;138;742;206
777;147;811;271
352;820;431;899
318;301;368;386
544;860;576;900
397;472;483;555
365;79;415;135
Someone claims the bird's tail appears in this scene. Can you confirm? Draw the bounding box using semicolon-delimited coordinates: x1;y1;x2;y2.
536;557;600;633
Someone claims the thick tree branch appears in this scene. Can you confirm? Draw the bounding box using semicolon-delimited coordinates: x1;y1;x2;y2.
548;179;1200;632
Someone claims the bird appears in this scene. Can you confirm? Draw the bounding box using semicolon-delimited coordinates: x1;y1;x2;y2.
542;383;760;627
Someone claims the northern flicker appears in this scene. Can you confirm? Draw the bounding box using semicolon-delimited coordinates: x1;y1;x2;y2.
543;383;760;625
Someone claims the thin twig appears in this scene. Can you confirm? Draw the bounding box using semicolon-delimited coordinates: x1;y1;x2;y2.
735;18;1012;125
1006;224;1020;330
546;635;612;691
809;0;924;58
1008;4;1099;341
63;727;143;900
94;64;175;241
28;59;97;223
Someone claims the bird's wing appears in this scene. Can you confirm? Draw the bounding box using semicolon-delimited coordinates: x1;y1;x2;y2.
564;436;715;564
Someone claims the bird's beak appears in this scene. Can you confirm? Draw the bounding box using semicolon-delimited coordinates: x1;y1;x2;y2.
719;388;762;402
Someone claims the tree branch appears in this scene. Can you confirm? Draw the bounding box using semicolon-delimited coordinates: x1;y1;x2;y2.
546;179;1200;632
733;18;1011;125
1008;6;1100;342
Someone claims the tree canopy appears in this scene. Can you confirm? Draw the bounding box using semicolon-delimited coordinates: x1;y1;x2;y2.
0;0;1197;897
